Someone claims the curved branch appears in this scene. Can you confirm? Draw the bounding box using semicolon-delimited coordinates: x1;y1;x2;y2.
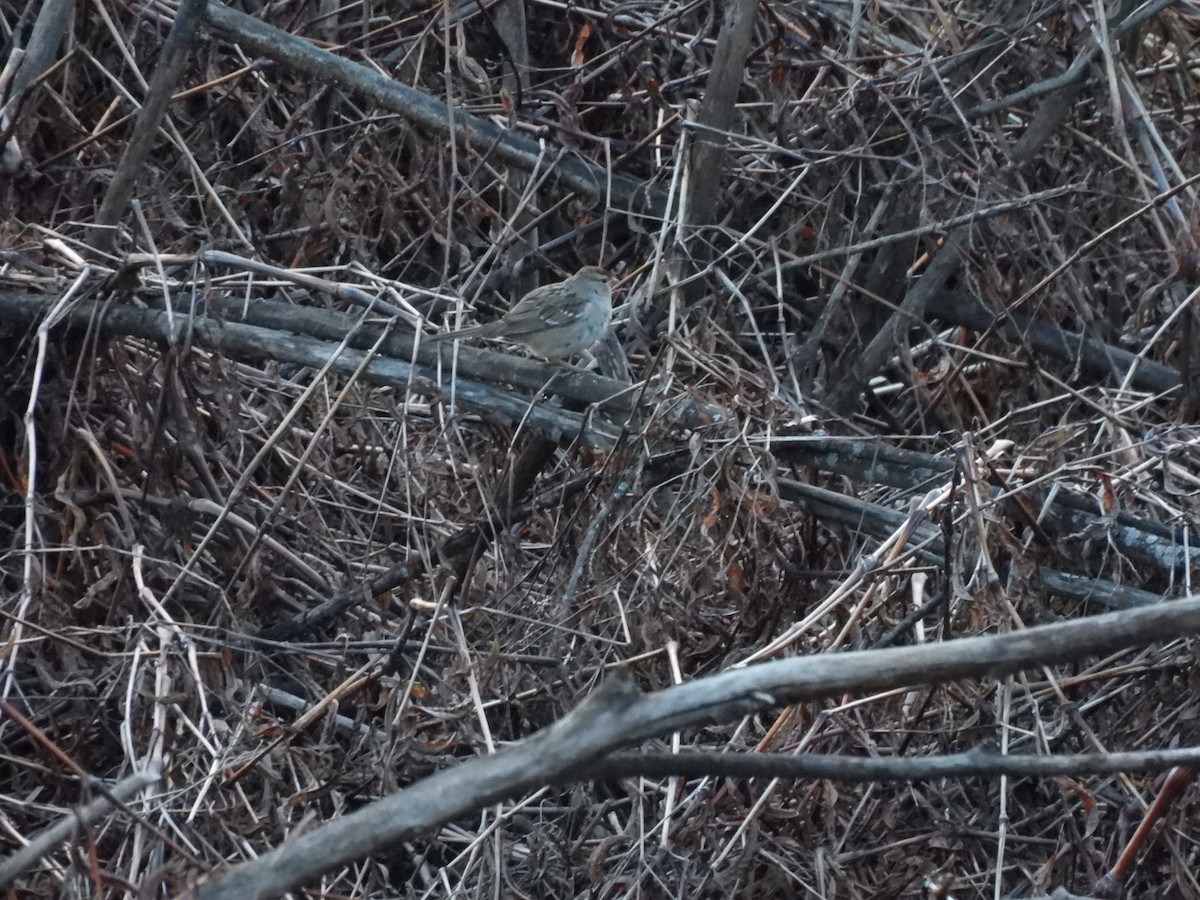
193;596;1200;899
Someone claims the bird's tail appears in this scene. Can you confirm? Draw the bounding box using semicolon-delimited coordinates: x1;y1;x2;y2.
423;322;500;343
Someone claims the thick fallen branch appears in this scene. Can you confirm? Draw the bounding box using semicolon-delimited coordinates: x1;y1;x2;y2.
191;596;1200;899
770;436;1200;573
927;288;1184;397
774;476;1168;617
2;285;728;440
585;746;1200;783
0;766;163;888
0;289;621;446
185;292;640;412
200;0;668;218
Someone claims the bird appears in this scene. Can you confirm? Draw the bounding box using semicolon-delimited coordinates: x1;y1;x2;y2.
425;266;614;360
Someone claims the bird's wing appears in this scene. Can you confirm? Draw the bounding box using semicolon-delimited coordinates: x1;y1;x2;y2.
493;307;556;335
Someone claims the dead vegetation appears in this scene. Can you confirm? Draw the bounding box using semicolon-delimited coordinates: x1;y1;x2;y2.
2;0;1200;897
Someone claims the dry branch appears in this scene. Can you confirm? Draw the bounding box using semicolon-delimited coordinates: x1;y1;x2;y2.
926;287;1186;397
93;0;207;250
829;0;1180;408
587;746;1200;783
0;766;163;888
0;288;619;445
200;0;668;217
193;597;1200;899
771;437;1200;574
684;0;758;228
